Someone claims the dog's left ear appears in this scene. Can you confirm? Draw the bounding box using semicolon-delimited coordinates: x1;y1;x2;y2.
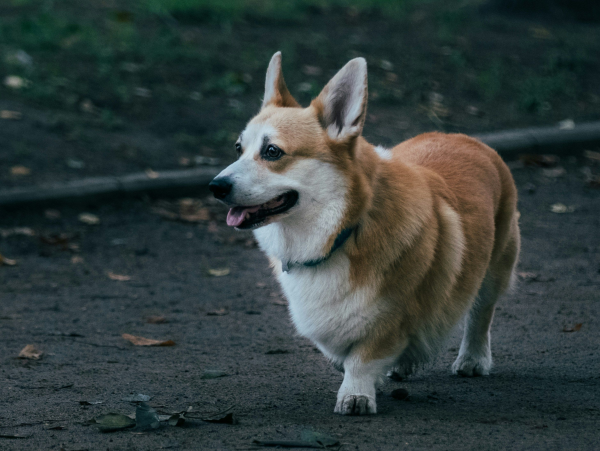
313;58;368;141
262;51;300;109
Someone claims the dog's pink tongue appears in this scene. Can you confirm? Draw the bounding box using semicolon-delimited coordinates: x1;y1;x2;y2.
226;205;262;227
227;207;246;227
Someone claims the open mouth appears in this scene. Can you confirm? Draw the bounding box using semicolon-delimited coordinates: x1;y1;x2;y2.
226;191;299;229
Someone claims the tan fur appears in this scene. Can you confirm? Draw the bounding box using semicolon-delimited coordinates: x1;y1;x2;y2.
227;54;521;414
248;105;519;367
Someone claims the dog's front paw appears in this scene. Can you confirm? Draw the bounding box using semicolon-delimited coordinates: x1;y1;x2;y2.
452;353;491;377
334;394;377;415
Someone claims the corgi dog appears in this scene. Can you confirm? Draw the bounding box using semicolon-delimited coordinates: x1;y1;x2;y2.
209;52;520;415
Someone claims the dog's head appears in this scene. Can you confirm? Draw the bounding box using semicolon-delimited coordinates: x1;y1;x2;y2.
210;52;369;231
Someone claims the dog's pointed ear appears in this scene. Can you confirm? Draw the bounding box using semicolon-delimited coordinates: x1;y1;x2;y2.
313;58;368;141
262;52;299;109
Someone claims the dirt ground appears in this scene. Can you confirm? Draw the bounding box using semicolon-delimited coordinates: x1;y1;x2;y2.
1;154;599;450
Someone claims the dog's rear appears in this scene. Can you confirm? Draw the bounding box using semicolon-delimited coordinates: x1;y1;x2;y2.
388;132;520;377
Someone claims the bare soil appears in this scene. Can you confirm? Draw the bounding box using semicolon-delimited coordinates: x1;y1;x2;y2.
1;156;599;450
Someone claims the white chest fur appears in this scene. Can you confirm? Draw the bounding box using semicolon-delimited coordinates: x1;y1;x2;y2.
276;252;380;362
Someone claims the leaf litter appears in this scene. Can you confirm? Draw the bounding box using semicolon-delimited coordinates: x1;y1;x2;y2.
107;272;132;281
18;344;43;360
562;323;582;333
122;334;175;347
0;253;17;266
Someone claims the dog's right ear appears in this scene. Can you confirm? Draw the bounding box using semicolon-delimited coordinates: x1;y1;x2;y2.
262;52;299;109
312;58;368;142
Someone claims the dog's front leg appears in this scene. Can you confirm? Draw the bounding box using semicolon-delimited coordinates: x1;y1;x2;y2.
334;352;398;415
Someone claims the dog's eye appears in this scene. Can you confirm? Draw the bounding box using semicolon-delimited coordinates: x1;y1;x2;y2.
235;143;242;156
265;144;283;160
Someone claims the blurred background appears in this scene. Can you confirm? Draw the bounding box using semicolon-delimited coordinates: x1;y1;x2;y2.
1;0;599;188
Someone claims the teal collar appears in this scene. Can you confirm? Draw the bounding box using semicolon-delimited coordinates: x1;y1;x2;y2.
281;227;355;273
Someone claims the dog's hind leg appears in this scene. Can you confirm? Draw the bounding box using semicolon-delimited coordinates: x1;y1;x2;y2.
452;218;520;377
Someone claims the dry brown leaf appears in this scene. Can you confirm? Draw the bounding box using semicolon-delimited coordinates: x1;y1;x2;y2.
1;110;22;120
11;165;31;176
78;213;100;225
107;272;131;281
206;308;229;316
122;333;175;347
208;268;230;277
71;256;84;264
0;253;17;266
18;344;43;360
562;323;583;333
146;316;167;324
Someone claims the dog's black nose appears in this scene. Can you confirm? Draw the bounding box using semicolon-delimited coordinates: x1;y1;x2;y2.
209;177;233;200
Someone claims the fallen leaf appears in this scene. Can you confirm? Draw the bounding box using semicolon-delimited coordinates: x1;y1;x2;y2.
518;272;539;282
391;388;409;400
178;156;191;166
206;308;228;316
550;203;575;213
122;334;175;347
93;413;135;432
18;344;43;360
562;323;582;333
519;154;559;168
4;75;27;89
201;369;228;379
146;316;167;324
107;272;131;281
208;268;230;277
0;253;17;266
136;402;160;430
78;213;100;225
10;165;30;176
0;110;22;120
71;256;84;264
122;394;152;402
300;430;340;448
168;413;186;427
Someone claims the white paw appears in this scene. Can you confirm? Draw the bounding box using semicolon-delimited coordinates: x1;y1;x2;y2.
452;353;492;377
334;394;377;415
